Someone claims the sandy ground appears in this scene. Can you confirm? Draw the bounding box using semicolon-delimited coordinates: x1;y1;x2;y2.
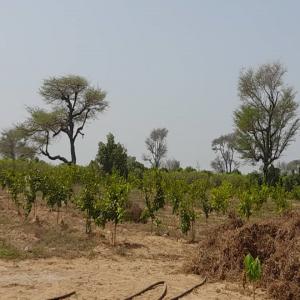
0;226;267;300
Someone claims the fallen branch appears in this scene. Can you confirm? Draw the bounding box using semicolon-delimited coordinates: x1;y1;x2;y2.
47;291;76;300
123;281;167;300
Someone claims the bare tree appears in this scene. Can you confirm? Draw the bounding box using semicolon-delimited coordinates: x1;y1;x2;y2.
210;156;225;173
164;159;180;171
143;128;168;168
24;75;108;164
211;133;238;173
234;62;300;182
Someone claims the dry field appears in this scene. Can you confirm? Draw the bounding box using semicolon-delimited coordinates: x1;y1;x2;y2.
0;190;269;300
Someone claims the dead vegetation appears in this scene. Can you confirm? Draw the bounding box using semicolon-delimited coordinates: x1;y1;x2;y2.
186;211;300;299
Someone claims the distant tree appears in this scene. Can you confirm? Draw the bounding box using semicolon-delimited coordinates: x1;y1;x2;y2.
164;159;181;171
210;156;225;173
143;128;168;168
127;156;145;177
211;133;238;173
24;75;108;164
95;133;128;177
184;166;196;172
0;127;37;160
277;160;300;175
234;62;300;183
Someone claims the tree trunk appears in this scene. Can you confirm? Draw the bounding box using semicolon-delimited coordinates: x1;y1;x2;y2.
263;163;269;185
70;138;76;164
57;206;60;224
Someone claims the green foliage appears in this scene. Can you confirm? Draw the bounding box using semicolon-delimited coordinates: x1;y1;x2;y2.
244;254;262;300
190;178;211;220
139;169;166;229
95;174;130;245
292;185;300;201
270;185;291;213
96;133;129;178
244;254;262;282
75;167;101;233
0;127;37;160
234;63;300;183
238;191;253;220
23;75;108;164
210;181;233;214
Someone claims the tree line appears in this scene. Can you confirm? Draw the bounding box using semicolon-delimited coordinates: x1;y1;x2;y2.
0;62;299;184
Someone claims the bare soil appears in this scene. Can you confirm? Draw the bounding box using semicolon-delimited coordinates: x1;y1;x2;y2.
0;190;268;299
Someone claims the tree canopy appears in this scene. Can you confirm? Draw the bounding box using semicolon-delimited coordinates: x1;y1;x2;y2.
24;75;108;164
95;133;128;177
0;127;37;160
234;62;300;182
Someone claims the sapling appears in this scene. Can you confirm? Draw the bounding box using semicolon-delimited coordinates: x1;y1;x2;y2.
238;191;253;220
139;169;166;232
95;174;130;246
210;181;232;214
244;253;262;300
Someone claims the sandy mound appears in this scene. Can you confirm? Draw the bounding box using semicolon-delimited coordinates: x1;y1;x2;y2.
187;212;300;300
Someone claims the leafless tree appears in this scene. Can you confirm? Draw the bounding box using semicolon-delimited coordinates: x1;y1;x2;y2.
143;128;168;168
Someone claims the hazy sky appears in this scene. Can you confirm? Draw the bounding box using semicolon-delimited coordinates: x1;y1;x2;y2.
0;1;300;171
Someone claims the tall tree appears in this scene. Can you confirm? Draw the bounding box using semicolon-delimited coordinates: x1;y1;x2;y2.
95;133;128;177
24;75;108;164
211;133;238;173
143;128;168;168
0;127;37;160
234;62;300;182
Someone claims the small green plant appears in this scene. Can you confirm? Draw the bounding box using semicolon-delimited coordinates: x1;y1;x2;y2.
270;185;291;213
238;191;253;220
244;254;262;300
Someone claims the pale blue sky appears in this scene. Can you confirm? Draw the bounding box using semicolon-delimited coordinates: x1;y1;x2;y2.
0;1;300;171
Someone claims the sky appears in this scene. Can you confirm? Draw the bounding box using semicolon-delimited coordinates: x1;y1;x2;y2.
0;0;300;172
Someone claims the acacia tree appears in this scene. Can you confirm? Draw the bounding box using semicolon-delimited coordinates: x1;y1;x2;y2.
0;127;37;160
211;133;238;173
234;63;300;182
143;128;168;168
24;75;108;164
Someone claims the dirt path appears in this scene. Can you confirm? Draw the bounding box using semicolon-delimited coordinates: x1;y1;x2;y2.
0;226;267;300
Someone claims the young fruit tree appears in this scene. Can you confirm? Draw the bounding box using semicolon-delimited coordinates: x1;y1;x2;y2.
95;174;130;246
76;168;101;234
139;169;166;232
243;254;262;300
23;75;108;164
234;62;300;184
